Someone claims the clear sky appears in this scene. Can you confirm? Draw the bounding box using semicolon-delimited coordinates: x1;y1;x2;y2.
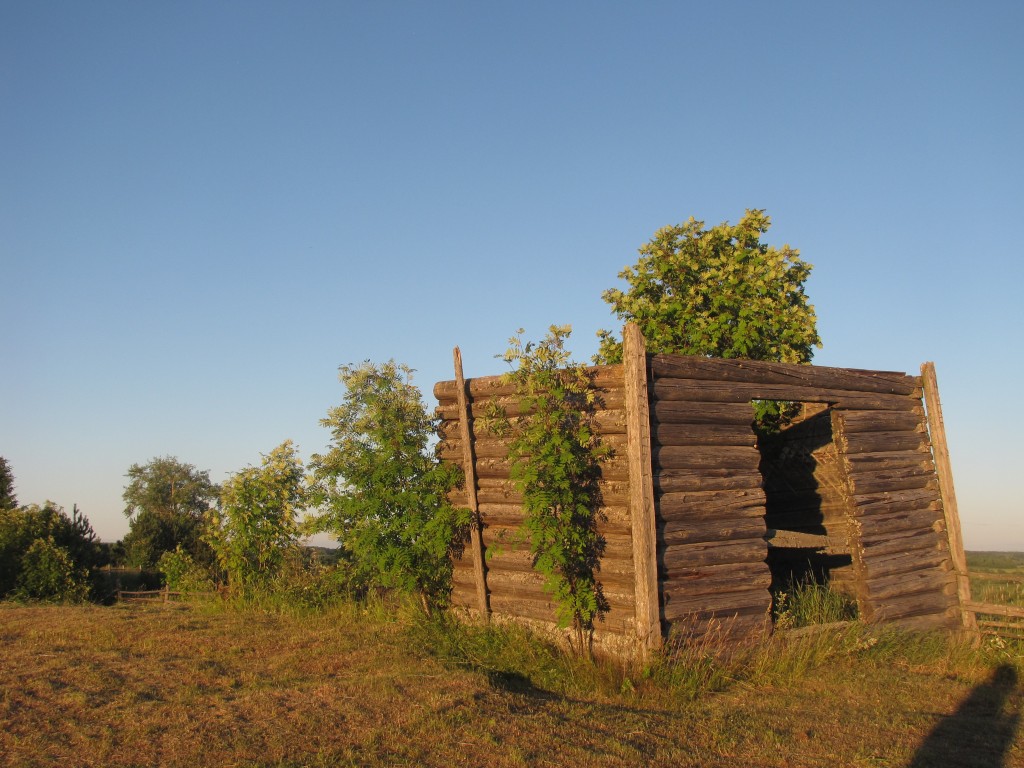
3;1;1022;550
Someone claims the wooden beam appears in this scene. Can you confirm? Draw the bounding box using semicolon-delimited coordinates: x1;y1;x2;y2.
623;323;662;652
453;347;490;618
921;362;977;632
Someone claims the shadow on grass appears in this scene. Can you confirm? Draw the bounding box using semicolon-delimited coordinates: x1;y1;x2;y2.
909;664;1021;768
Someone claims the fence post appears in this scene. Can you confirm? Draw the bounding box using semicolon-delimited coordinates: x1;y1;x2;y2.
623;323;662;653
454;346;490;618
920;362;977;633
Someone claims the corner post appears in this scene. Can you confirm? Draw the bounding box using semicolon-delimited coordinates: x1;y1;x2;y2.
623;323;662;652
920;362;976;632
454;347;490;618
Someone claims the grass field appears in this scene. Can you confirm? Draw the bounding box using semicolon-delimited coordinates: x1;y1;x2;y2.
1;592;1022;768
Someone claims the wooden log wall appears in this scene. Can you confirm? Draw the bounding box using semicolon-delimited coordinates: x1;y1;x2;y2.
434;366;638;641
650;354;961;632
434;339;965;649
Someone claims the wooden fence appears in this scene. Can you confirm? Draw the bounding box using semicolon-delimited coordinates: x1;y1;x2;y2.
434;324;974;651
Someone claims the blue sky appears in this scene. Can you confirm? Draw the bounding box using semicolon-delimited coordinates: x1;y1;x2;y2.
2;1;1022;550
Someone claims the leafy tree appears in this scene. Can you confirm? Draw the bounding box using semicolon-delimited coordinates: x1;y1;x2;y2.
206;440;306;594
122;457;219;569
0;502;98;600
595;209;820;366
308;361;468;612
0;456;16;510
491;326;607;655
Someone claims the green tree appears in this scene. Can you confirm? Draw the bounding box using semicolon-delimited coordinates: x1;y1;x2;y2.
206;440;306;594
122;457;219;569
492;326;607;655
0;457;16;511
0;502;98;600
595;209;820;366
308;361;468;612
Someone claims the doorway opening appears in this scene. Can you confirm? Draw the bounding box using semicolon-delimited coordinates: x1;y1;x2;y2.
754;401;859;627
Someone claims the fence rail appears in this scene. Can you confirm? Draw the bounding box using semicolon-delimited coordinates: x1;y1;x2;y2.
116;587;219;603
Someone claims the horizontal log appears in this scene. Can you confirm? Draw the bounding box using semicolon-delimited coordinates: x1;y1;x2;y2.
433;365;624;401
650;355;919;396
436;389;625;420
663;587;773;623
658;489;766;522
653;422;757;448
861;548;950;581
476;502;632;531
765;529;848;553
844;444;932;462
843;431;929;455
662;565;772;599
865;568;956;602
652;379;921;412
655;468;763;494
850;488;941;516
866;589;958;623
458;478;631;506
851;472;937;498
857;506;945;540
887;610;960;632
660;516;767;547
438;432;628;462
465;453;628;481
654;444;762;471
661;537;767;571
439;409;628;440
482;546;636;578
860;530;945;561
461;569;636;613
840;410;926;434
652;401;755;426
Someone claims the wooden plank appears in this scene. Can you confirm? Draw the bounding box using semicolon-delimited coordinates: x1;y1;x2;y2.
436;389;626;420
660;516;767;547
654;444;761;471
652;422;757;447
862;548;951;581
623;322;662;653
765;529;848;553
921;361;976;631
867;589;958;623
840;410;926;434
663;587;773;623
439;432;628;461
460;478;631;506
655;468;763;494
843;431;929;455
658;489;765;521
850;472;937;497
453;346;490;617
651;379;921;411
966;601;1024;620
865;568;956;602
649;354;919;396
661;537;767;570
652;400;756;426
434;364;624;401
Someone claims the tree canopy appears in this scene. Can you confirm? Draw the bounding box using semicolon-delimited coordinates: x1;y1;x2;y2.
595;209;820;366
122;457;219;569
0;457;16;511
308;361;467;609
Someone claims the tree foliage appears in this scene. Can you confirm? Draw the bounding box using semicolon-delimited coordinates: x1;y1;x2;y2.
308;361;468;610
0;502;98;601
122;457;219;569
206;440;306;593
0;456;16;511
492;326;607;654
595;209;820;366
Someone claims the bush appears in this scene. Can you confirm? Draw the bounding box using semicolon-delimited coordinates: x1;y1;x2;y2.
15;537;90;602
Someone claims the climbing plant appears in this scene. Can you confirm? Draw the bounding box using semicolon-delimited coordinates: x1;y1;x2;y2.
491;325;608;655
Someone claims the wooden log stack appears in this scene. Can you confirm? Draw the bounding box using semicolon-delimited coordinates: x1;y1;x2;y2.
433;327;970;653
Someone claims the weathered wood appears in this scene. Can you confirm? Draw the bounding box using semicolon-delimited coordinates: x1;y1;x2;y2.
663;587;773;623
469;453;628;481
865;567;956;602
661;537;767;571
651;379;921;412
456;478;631;506
851;471;937;497
850;488;941;516
655;468;763;494
844;451;934;471
650;355;919;396
652;422;757;447
860;528;945;560
434;365;624;401
857;505;945;538
439;432;628;461
623;323;662;653
765;529;848;553
476;502;632;530
862;548;950;581
658;489;765;521
486;594;635;636
966;601;1024;620
436;388;625;421
440;408;627;439
840;410;926;434
843;431;929;455
652;400;756;426
921;361;975;632
660;517;767;547
867;589;958;623
453;346;490;617
654;444;762;471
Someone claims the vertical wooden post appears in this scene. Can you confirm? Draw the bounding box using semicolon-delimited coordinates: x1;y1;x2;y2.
920;362;976;632
454;347;490;618
623;323;662;652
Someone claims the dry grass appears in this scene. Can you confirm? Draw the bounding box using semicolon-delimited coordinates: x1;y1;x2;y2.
1;600;1022;768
